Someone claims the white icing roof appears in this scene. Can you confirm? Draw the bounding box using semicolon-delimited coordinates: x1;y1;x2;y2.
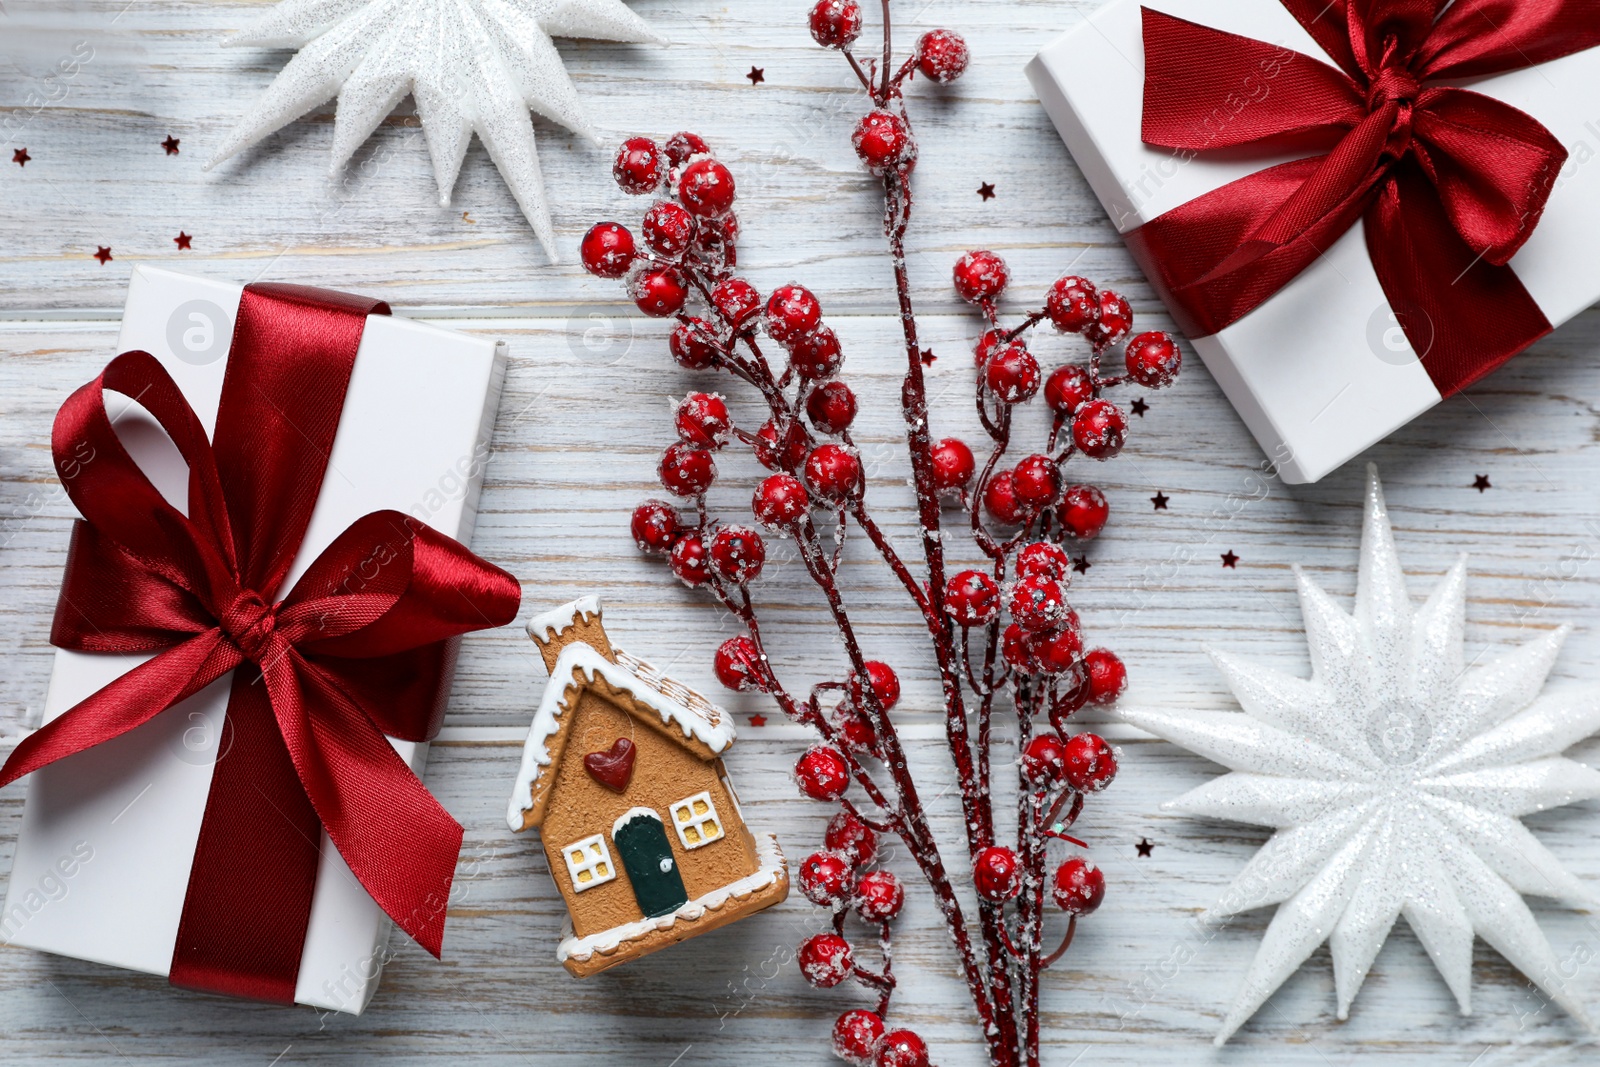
506;641;737;832
525;595;601;642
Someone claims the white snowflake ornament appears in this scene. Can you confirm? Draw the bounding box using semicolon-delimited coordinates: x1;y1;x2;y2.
205;0;662;260
1123;464;1600;1044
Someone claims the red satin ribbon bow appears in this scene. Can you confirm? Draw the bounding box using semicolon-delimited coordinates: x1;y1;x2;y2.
1125;0;1600;395
0;284;520;1004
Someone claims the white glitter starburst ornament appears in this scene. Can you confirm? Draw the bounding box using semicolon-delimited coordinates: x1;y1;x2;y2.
205;0;662;260
1123;465;1600;1044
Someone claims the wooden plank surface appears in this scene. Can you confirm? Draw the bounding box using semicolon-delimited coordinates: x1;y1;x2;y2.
3;1;1600;1063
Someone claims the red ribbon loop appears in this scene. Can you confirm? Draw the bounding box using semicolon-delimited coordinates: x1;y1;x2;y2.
1126;1;1600;396
5;285;520;1003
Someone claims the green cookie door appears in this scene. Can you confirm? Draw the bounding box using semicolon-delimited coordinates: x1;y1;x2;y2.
612;809;688;918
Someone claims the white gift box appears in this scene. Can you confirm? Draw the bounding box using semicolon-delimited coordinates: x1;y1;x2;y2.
1027;0;1600;483
2;265;507;1013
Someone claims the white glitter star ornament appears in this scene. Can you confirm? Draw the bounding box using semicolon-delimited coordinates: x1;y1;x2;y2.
205;0;662;260
1123;465;1600;1044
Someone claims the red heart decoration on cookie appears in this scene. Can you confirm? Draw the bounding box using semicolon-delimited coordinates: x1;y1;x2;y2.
583;737;636;793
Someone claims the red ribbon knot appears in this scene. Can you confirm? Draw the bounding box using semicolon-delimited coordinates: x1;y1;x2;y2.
1124;0;1600;397
3;283;520;1005
219;588;279;663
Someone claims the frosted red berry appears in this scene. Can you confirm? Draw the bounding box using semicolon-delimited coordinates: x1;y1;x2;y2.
825;809;878;865
1083;647;1127;704
983;470;1025;524
669;318;719;369
945;570;1001;627
714;635;765;692
805;444;862;503
974;328;1008;368
710;524;766;583
753;473;810;529
930;437;976;493
985;343;1040;404
790;326;845;378
806;380;858;435
836;704;879;753
798;932;855;988
874;1030;929;1067
796;744;852;801
669;535;711;587
1045;275;1099;333
659;442;715;496
849;660;900;713
613;137;665;194
809;0;864;49
765;284;823;345
1011;454;1062;508
641;200;697;257
1029;626;1083;674
711;277;762;330
799;850;854;907
1009;574;1068;633
1062;732;1117;792
1016;541;1071;581
974;845;1022;902
1085;289;1132;347
1002;623;1040;673
853;110;916;175
1052;857;1105;915
1125;330;1182;388
678;158;737;217
952;249;1009;303
579;222;636;278
833;1010;886;1066
1044;364;1094;415
1021;731;1067;784
675;392;731;448
917;29;969;83
754;418;811;472
630;499;680;554
663;130;710;168
854;869;904;922
1057;484;1109;540
631;266;688;317
1071;399;1128;459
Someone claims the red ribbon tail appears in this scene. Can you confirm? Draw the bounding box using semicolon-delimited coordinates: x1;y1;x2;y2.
0;633;239;789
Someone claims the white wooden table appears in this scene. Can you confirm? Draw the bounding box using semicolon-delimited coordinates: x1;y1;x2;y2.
2;1;1599;1063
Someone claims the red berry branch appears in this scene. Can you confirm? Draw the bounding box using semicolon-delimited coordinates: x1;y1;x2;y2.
582;4;1182;1065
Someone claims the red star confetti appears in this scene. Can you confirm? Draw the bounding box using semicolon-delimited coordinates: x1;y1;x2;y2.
1136;838;1154;857
174;231;192;250
1472;474;1491;492
161;135;180;155
920;348;937;366
977;182;995;201
1071;556;1091;574
748;714;767;727
93;246;113;264
1221;550;1239;568
1150;491;1169;510
12;148;30;166
747;66;765;84
1130;397;1149;417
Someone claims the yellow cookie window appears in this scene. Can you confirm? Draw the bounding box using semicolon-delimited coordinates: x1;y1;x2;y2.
562;833;617;892
670;791;724;850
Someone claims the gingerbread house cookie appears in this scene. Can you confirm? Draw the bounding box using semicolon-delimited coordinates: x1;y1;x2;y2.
507;597;789;977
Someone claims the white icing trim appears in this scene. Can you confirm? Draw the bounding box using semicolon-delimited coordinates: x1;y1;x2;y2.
525;595;601;642
506;643;738;831
557;833;787;964
613;806;662;836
